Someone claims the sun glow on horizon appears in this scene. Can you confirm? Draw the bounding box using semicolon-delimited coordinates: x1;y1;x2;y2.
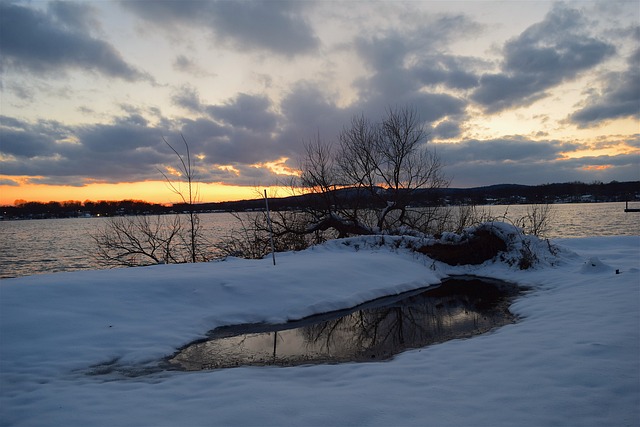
0;179;290;206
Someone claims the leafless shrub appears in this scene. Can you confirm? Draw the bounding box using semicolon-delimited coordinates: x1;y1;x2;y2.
439;204;492;234
92;215;186;267
520;203;555;237
214;210;318;259
92;135;210;267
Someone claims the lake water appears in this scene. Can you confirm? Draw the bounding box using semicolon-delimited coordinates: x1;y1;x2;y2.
1;202;638;279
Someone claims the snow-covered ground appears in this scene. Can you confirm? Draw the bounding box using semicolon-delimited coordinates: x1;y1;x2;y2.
1;224;638;427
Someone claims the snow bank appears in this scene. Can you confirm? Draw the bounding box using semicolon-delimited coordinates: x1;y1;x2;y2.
0;228;638;427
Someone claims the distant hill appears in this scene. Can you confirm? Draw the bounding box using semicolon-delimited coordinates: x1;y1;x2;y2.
193;181;639;212
3;181;638;219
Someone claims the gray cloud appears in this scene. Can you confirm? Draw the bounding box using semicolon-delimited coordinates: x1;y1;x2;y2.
177;118;256;165
471;4;616;113
172;85;203;113
434;138;638;187
0;178;20;187
0;2;151;82
1;105;636;190
173;55;216;77
432;120;461;140
205;93;279;132
351;15;476;127
436;138;579;163
569;48;640;127
172;86;284;136
208;1;319;56
122;0;319;57
178;118;228;142
444;156;639;187
0;115;169;184
412;55;481;90
277;81;350;156
75;121;162;154
0;128;55;158
47;0;100;34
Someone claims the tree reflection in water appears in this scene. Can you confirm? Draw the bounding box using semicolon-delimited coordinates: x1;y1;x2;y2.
169;276;523;371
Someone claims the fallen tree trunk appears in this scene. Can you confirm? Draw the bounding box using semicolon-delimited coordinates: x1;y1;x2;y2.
416;228;507;265
306;214;373;238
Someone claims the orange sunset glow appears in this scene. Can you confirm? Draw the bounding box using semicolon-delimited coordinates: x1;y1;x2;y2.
0;179;289;206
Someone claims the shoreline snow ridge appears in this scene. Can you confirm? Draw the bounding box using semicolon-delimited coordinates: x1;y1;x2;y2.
1;222;638;426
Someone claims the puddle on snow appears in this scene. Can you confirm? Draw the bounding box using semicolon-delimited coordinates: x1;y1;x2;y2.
168;276;524;371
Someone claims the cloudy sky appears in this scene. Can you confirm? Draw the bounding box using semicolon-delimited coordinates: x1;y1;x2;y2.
1;0;638;205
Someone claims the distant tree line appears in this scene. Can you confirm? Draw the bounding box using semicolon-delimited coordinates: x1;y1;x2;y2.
3;199;170;219
2;180;638;220
208;180;639;212
438;180;640;205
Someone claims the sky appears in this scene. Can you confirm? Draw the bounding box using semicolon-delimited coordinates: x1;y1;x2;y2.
1;0;639;205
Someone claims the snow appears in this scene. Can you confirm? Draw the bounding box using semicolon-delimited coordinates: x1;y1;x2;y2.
1;225;638;427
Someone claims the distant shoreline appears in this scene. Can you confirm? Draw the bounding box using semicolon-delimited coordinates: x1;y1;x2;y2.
2;180;639;220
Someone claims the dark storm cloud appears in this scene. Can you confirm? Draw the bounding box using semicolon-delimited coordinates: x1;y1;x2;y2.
0;2;151;81
471;4;616;113
121;0;319;57
569;48;640;127
1;106;635;189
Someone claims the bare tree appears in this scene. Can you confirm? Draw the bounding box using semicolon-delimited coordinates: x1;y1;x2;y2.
302;105;449;237
219;105;451;260
92;215;186;266
159;135;203;263
92;135;209;267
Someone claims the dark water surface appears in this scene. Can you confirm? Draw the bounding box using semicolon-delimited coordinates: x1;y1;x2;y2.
2;203;638;278
169;276;525;370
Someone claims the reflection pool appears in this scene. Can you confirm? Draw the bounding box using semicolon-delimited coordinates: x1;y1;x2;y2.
169;276;525;370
